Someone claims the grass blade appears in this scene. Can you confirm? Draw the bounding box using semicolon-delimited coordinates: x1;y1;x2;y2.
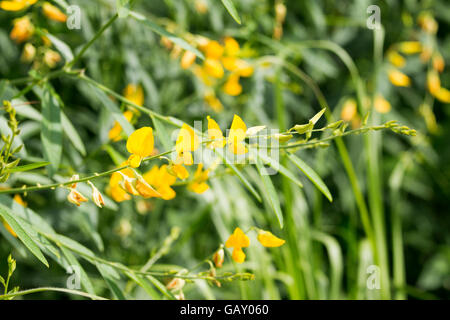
220;0;241;24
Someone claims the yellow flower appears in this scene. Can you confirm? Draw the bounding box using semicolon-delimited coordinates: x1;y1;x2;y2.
228;114;248;155
123;84;144;107
168;163;189;180
257;230;285;247
204;40;224;59
181;50;196;69
109;111;134;142
135;173;160;198
432;54;445;73
224;37;240;56
435;87;450;103
21;42;35;62
0;0;37;11
387;50;406;68
67;188;88;206
187;163;209;194
418;12;438;34
427;70;441;96
88;181;105;208
204;92;223;112
10;16;34;43
203;58;224;78
126;127;154;168
374;94;391;114
207;115;226;149
109;170;131;202
398;41;422;54
388;69;411;87
42;2;67;22
143;165;177;200
223;74;242;96
13;194;27;207
175;124;199;165
225;227;250;264
340;98;357;121
43;49;61;68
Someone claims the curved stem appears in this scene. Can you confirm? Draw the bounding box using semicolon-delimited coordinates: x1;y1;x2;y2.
0;287;108;300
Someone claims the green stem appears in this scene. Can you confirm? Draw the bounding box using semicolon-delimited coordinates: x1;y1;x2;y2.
0;287;108;300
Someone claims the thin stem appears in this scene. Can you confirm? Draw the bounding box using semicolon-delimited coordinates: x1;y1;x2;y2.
0;287;108;300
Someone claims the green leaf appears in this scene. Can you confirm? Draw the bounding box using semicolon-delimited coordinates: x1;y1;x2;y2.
129;11;204;60
146;275;176;300
97;263;126;300
0;203;49;267
60;246;96;295
256;152;303;188
287;153;333;202
5;161;50;173
125;271;161;300
41;85;63;173
220;0;241;24
254;153;283;228
44;33;74;62
61;111;86;156
216;151;262;203
87;83;134;136
150;114;172;151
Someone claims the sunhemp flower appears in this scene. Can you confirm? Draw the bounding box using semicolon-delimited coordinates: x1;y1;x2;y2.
0;0;37;11
213;248;225;268
398;41;422;55
374;94;391;114
126;127;155;168
168;163;189;180
207;114;249;154
10;16;34;43
67;188;88;206
175;124;200;165
207;116;226;149
109;110;134;141
109;168;132;202
225;227;250;264
387;50;406;68
87;181;105;208
388;68;411;87
123;84;144;107
257;230;286;248
180;50;197;70
187;163;209;194
142;165;177;200
42;2;67;22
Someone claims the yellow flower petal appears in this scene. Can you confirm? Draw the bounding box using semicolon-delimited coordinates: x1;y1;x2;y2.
225;227;250;249
257;230;286;247
228;114;247;143
224;37;240;56
223;74;242;96
435;87;450;103
181;50;196;69
398;41;422;54
207;116;226;148
427;70;441;96
176;124;199;155
126;127;154;158
374;94;391;114
10;16;34;43
231;247;246;263
387;50;406;68
204;58;224;78
128;154;142;168
123;84;144;106
3;220;17;237
388;69;411;87
204;40;224;59
42;2;67;22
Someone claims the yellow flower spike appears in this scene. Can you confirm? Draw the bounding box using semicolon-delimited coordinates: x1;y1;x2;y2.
388;69;411;87
123;84;144;107
42;2;67;22
10;16;34;43
87;181;105;208
435;87;450;103
427;70;441;96
374;94;391;114
0;0;37;11
340;98;357;121
187;163;210;194
225;227;250;264
207;116;226;149
203;58;224;78
223;74;242;96
204;40;224;59
67;188;88;206
181;50;196;69
126;127;154;168
387;50;406;68
398;41;422;54
228;114;248;155
257;230;286;248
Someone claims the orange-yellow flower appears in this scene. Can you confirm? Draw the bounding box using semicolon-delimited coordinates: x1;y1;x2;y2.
187;163;209;194
42;2;67;22
203;58;224;78
257;230;285;247
388;69;411;87
435;87;450;103
181;51;196;69
126;127;154;168
207;116;226;149
175;124;199;165
109;170;132;202
169;163;189;180
427;70;441;96
374;94;391;114
398;41;422;55
88;181;105;208
340;99;357;121
204;92;223;112
204;40;224;59
225;227;250;263
13;194;27;207
387;50;406;68
213;248;224;268
109;111;134;142
10;16;34;43
223;74;242;96
123;84;144;107
432;54;445;73
0;0;37;11
143;165;177;200
228;114;248;154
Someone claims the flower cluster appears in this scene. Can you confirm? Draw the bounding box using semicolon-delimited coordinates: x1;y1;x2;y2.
224;227;285;264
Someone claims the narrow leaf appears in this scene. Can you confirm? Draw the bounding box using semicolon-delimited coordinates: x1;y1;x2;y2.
220;0;241;24
61;111;86;156
6;161;50;173
256;152;303;188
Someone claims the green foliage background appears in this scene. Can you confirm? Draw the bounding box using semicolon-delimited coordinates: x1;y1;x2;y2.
0;0;449;300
